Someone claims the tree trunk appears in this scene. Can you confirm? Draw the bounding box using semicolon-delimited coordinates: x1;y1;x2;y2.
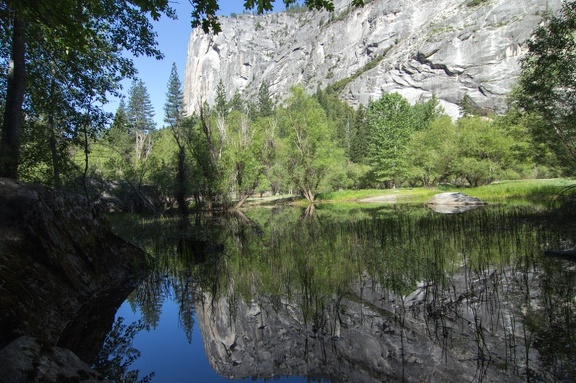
176;145;188;215
302;188;315;203
0;16;26;179
234;194;250;210
48;76;61;188
49;120;61;188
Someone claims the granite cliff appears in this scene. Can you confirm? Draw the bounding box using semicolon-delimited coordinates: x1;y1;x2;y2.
183;0;560;118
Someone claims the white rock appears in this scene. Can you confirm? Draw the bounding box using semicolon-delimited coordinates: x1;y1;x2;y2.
183;0;561;118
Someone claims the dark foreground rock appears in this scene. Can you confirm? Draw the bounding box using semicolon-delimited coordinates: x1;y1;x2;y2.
0;178;145;381
0;336;110;383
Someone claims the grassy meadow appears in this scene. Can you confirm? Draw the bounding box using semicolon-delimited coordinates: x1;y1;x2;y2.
310;178;576;206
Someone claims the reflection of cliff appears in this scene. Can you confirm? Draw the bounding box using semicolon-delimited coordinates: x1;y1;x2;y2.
195;265;551;383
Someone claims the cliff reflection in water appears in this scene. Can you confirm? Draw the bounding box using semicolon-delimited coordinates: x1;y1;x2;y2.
114;205;576;382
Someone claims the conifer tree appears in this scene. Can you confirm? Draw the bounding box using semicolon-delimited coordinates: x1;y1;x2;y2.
214;80;228;117
127;79;155;161
164;63;189;214
257;81;274;118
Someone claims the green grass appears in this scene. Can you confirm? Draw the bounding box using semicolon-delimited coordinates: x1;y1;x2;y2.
316;188;438;203
442;179;576;204
315;179;576;205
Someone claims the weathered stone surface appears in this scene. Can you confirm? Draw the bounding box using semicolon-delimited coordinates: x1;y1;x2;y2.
0;336;111;383
183;0;561;118
0;178;145;378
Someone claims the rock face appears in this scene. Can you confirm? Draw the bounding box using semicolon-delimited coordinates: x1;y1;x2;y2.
183;0;560;117
0;337;111;383
0;178;145;380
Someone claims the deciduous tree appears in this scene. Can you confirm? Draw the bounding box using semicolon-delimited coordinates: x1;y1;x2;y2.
516;1;576;171
278;86;345;202
1;0;348;180
0;0;173;178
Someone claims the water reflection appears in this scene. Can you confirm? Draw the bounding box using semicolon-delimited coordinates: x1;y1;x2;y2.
110;205;576;382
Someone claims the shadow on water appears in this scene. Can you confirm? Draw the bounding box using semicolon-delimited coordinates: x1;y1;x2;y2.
107;204;576;382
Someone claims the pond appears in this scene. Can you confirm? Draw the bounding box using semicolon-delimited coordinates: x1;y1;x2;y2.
100;203;576;383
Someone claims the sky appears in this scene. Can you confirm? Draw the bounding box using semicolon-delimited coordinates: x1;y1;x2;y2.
110;0;275;128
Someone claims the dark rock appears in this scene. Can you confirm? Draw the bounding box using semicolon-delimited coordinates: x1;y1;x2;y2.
543;249;576;259
0;178;145;378
0;336;111;383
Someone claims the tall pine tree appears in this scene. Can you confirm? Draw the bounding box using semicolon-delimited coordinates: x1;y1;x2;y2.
164;63;189;214
127;79;155;161
257;81;274;118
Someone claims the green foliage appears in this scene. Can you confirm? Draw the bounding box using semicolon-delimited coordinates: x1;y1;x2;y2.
146;128;180;203
214;80;228;116
97;101;133;179
182;112;226;207
451;116;510;186
225;111;270;207
444;179;575;204
0;0;346;181
127;80;156;134
257;81;275;118
163;63;189;212
18;119;78;186
228;91;245;114
365;93;416;186
0;0;175;178
405;114;541;187
516;1;576;173
405;115;457;186
349;104;368;163
329;50;390;93
314;86;356;155
163;63;185;129
277;86;345;202
127;79;155;164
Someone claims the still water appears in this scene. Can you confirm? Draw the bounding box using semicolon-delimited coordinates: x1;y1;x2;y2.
102;203;576;383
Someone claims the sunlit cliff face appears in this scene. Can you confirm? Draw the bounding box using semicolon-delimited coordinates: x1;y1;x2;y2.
183;0;560;119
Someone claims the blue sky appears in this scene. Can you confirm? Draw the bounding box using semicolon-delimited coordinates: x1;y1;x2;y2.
111;0;280;127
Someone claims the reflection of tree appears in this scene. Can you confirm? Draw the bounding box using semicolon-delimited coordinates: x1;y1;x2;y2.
114;204;576;381
173;275;196;343
122;215;229;341
525;257;576;380
94;317;154;383
130;275;164;328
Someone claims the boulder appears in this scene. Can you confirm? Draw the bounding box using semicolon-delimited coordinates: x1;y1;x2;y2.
0;336;110;383
426;192;487;213
0;178;146;378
